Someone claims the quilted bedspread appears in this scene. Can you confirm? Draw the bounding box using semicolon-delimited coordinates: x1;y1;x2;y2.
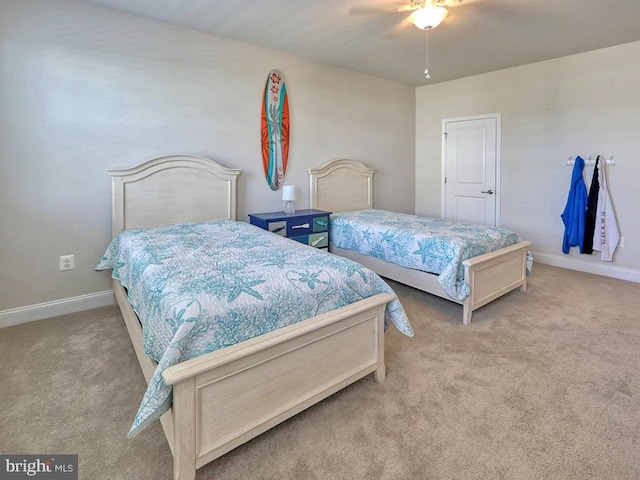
96;220;413;437
331;210;524;301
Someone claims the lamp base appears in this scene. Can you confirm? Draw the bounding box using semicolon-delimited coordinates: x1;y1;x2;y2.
283;201;295;215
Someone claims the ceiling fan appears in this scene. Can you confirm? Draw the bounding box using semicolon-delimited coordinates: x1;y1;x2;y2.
349;0;474;30
349;0;476;80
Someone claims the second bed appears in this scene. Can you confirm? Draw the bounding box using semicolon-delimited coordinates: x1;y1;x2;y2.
308;159;532;325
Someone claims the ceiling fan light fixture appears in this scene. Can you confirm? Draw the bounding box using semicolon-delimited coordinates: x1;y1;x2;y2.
409;4;448;30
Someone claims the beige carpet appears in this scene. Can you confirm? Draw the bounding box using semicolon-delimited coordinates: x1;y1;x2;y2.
1;264;639;480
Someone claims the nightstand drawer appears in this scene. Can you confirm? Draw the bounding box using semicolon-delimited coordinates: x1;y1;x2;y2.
312;216;329;232
268;221;287;236
286;215;330;237
290;233;328;248
309;232;328;248
287;217;314;236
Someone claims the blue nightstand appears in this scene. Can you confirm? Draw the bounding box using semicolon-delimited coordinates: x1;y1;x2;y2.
248;209;331;250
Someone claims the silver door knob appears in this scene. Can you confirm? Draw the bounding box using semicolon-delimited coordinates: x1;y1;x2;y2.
481;189;494;194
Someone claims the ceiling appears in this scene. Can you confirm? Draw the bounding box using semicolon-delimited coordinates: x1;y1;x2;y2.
79;0;640;86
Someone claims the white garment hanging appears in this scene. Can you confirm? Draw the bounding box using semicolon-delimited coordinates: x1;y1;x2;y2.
591;159;620;261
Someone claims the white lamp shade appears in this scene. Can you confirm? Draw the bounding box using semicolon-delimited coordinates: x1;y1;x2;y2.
409;5;448;30
282;185;296;201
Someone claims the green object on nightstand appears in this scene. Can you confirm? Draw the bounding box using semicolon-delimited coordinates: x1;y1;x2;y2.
248;209;332;250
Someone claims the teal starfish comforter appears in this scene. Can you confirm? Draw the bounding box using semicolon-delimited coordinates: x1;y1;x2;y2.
331;210;525;301
96;220;413;437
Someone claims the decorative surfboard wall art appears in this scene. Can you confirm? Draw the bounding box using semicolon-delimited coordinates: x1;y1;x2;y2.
261;69;290;191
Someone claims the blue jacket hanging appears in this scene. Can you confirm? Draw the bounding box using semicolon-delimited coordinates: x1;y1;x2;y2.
561;156;588;254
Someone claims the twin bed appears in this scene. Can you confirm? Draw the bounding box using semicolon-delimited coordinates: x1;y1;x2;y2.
99;154;412;480
100;154;530;479
309;159;532;326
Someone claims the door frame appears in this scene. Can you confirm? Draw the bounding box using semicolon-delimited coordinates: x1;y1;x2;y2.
441;113;502;226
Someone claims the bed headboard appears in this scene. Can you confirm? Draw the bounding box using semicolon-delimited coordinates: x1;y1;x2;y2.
308;159;375;213
108;154;242;237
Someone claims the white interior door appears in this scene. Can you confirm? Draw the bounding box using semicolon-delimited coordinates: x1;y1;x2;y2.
443;114;500;226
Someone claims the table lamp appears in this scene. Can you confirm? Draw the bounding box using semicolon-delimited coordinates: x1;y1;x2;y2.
282;185;296;215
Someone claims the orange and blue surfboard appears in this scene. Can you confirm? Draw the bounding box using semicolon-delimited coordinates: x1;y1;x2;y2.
261;70;290;191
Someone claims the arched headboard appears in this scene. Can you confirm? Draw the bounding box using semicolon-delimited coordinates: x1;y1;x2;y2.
108;154;242;237
308;159;375;213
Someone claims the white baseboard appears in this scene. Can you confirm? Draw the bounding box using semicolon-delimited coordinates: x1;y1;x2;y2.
0;291;115;329
531;251;640;283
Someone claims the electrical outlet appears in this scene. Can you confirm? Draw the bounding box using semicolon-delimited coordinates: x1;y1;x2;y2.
60;255;75;271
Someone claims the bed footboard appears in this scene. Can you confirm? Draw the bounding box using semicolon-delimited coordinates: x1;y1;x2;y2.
461;240;532;325
118;288;391;480
330;241;531;325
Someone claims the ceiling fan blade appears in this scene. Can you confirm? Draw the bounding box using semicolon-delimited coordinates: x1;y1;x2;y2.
443;0;484;7
348;1;410;15
349;6;396;15
382;18;415;39
397;4;420;12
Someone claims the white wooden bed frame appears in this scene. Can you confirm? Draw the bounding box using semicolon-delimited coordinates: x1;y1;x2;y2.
308;159;532;325
108;154;392;480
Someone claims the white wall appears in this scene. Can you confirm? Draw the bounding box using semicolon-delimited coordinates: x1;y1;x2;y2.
0;0;415;315
416;41;640;281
